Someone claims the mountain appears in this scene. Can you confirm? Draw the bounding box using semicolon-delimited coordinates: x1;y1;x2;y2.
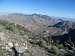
0;13;75;56
0;13;62;32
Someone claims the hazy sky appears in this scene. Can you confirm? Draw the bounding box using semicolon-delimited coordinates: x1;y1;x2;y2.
0;0;75;18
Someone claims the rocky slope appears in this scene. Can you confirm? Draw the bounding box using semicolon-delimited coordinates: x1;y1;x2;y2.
0;14;75;56
0;20;32;56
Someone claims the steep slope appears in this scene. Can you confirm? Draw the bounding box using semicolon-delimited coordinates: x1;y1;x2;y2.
0;13;61;32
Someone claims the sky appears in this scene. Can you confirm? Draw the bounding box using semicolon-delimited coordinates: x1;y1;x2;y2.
0;0;75;18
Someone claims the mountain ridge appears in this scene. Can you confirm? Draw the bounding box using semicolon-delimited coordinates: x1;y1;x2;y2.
0;13;75;56
0;13;68;32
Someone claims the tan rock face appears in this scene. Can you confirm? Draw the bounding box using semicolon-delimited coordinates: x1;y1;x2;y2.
8;43;13;47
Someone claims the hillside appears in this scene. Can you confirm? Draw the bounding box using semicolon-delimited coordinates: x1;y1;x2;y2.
0;20;32;56
0;14;75;56
0;13;61;32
